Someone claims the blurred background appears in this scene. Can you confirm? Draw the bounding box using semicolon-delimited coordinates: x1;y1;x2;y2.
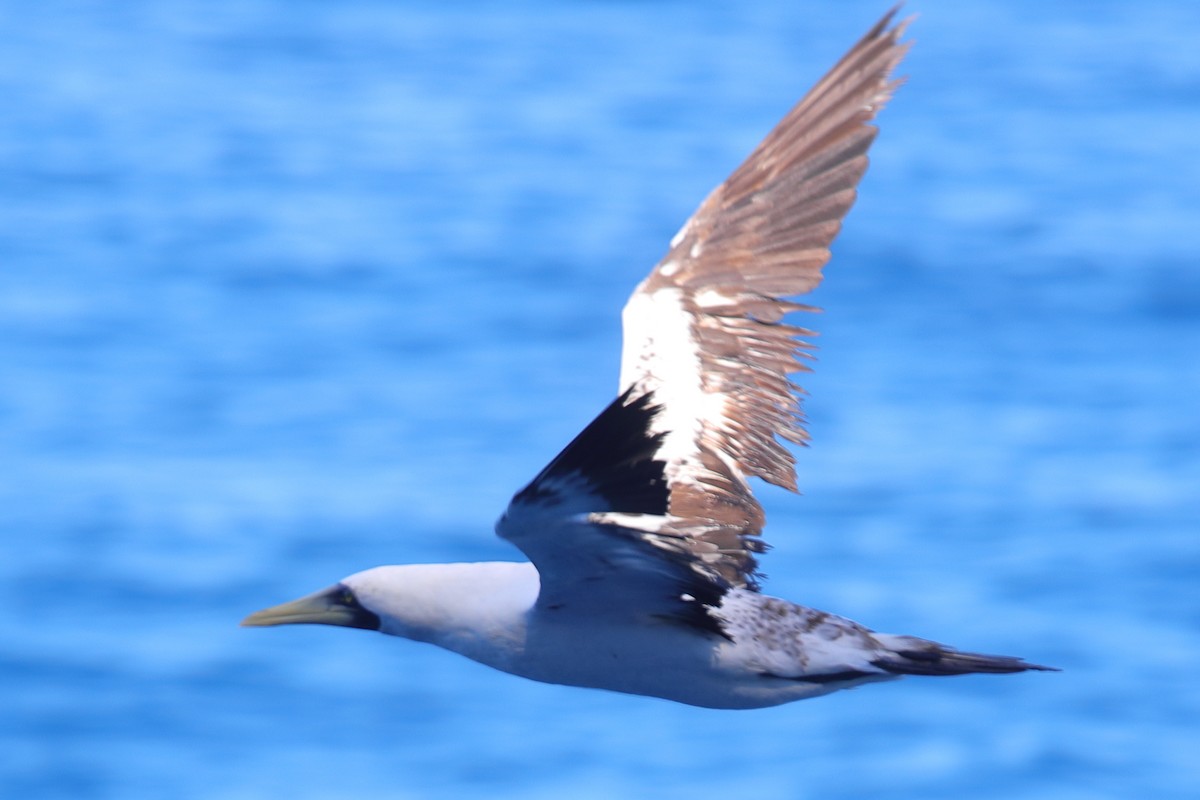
3;1;1198;798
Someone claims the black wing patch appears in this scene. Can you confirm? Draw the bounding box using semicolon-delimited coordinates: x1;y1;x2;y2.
506;388;733;639
515;388;669;515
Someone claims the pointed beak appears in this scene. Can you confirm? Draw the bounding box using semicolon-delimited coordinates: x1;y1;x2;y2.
241;584;380;630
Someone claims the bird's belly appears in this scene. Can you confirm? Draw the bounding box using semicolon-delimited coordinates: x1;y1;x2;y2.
498;616;848;709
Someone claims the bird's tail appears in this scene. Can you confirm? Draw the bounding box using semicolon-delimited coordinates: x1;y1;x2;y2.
870;634;1059;676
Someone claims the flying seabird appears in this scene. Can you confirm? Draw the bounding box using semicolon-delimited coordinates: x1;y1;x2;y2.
243;9;1055;709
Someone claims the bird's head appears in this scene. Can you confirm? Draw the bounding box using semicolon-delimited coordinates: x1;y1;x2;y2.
242;562;537;648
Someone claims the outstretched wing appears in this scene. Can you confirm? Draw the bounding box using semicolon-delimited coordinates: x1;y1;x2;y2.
498;10;910;622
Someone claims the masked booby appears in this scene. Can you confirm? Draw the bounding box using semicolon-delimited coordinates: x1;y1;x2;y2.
243;9;1056;709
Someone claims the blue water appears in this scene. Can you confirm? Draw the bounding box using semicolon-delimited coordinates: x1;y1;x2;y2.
4;1;1198;797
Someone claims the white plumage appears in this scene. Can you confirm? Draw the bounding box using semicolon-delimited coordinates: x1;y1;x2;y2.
243;9;1054;709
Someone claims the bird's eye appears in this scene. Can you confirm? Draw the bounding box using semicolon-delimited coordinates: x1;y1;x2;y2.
339;588;356;606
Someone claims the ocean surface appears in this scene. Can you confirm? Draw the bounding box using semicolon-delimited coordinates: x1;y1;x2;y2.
3;1;1198;798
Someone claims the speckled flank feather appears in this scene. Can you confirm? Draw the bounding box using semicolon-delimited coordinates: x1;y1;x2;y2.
712;590;889;681
710;590;1055;691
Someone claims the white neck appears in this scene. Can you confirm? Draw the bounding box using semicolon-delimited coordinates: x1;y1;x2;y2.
343;561;540;668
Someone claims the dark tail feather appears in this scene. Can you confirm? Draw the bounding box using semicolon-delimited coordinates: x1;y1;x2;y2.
872;634;1059;677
